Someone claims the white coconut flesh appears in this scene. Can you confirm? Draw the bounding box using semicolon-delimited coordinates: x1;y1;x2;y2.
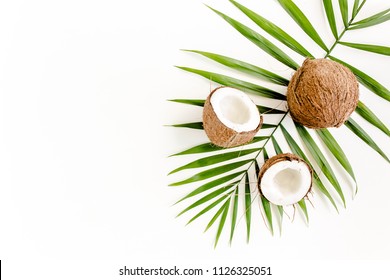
210;87;260;132
260;160;311;206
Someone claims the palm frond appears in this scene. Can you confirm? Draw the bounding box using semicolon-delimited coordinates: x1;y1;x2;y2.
229;187;239;244
177;183;238;217
339;42;390;56
170;0;390;245
295;123;346;207
214;198;231;247
170;142;225;156
323;0;338;39
352;0;361;18
297;199;309;223
169;99;205;107
345;118;390;163
205;198;230;233
316;128;358;194
350;7;390;30
339;0;349;28
175;172;245;204
355;101;390;137
186;193;232;225
244;172;252;242
176;66;286;100
280;125;338;211
169;122;203;130
255;158;274;235
329;56;390;102
169;159;252;186
230;0;313;58
183;50;289;86
276;0;328;51
169;149;258;175
170;137;268;156
207;5;300;70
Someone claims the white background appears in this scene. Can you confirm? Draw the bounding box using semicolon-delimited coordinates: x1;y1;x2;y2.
1;0;390;279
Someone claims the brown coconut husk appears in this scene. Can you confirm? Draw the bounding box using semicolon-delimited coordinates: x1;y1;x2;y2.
287;58;359;129
258;153;313;196
203;87;263;148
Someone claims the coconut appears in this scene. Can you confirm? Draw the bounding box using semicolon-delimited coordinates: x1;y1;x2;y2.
287;58;359;129
203;87;263;148
258;153;312;206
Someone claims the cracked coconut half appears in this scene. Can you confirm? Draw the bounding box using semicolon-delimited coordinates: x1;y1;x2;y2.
258;153;313;206
203;87;263;148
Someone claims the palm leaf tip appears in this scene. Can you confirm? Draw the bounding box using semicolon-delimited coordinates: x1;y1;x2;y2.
207;4;300;70
276;0;329;52
230;0;313;58
323;0;338;39
345;118;390;164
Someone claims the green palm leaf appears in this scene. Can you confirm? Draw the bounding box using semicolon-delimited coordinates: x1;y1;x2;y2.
169;149;258;175
352;0;361;18
170;122;276;131
271;136;283;155
270;137;285;232
184;50;289;86
257;106;286;115
276;205;283;235
229;187;239;244
214;198;231;247
170;137;268;156
295;123;346;207
169;122;203;130
208;6;300;70
170;0;389;244
329;56;390;102
230;0;313;58
339;41;390;56
350;8;390;30
170;159;252;186
177;66;286;100
261;124;277;129
339;0;349;28
323;0;338;39
276;0;328;51
355;101;390;137
298;199;309;223
176;171;245;203
280;125;338;211
187;193;233;225
244;172;252;242
169;99;204;107
170;143;224;156
177;183;238;217
260;195;273;235
205;198;230;232
345;118;390;163
168;98;287;114
316;128;358;194
255;159;274;235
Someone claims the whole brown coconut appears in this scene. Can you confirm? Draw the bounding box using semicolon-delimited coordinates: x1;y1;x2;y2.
287;58;359;129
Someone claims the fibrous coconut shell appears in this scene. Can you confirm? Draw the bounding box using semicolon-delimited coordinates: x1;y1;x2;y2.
287;58;359;129
203;87;263;148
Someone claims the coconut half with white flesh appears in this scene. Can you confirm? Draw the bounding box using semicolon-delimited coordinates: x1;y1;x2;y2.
258;153;312;206
203;87;263;148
